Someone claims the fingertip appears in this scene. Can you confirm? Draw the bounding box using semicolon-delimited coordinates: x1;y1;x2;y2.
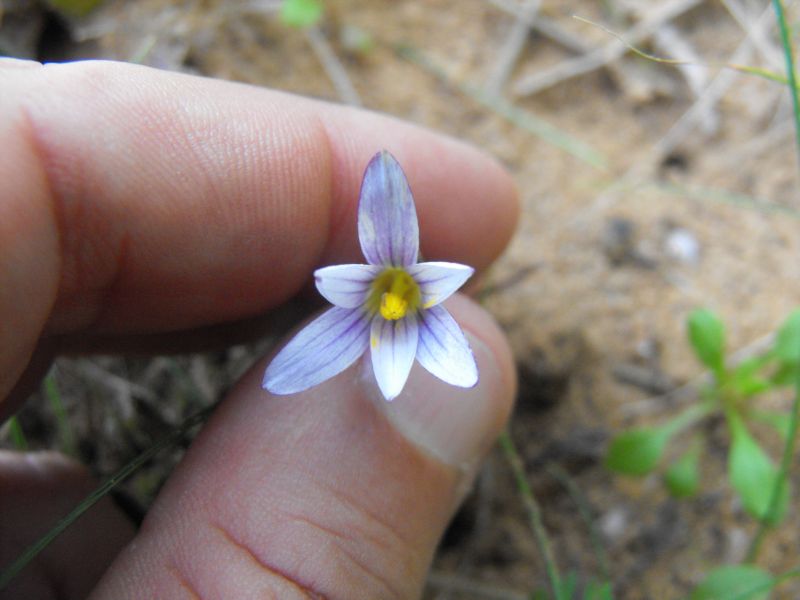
375;293;516;472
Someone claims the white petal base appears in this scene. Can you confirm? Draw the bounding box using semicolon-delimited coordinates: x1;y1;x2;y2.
370;313;419;401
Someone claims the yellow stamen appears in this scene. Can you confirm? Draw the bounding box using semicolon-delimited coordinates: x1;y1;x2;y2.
380;292;408;320
367;267;421;321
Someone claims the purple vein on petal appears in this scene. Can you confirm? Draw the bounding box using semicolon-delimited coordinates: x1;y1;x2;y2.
416;305;478;388
407;262;474;308
315;264;379;308
358;151;419;267
263;307;370;395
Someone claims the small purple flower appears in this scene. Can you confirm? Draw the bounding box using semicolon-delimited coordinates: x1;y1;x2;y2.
262;150;478;401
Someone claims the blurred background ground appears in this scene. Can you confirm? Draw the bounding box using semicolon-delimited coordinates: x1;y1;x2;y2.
2;0;800;597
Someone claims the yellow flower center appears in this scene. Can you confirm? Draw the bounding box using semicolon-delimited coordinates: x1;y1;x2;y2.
367;268;421;321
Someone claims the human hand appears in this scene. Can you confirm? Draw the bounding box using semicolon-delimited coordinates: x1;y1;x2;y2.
0;59;518;599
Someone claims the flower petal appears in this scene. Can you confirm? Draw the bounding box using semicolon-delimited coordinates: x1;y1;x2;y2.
314;263;379;308
407;261;474;309
370;313;419;401
358;151;419;267
417;305;478;388
263;307;370;395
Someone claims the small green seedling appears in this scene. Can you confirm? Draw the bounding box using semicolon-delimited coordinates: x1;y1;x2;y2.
690;565;774;600
606;308;800;525
280;0;324;29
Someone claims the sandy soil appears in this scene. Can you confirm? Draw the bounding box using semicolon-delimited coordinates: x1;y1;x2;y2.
4;0;800;597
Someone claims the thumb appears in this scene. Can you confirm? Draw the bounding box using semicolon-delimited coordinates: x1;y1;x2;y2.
90;294;515;599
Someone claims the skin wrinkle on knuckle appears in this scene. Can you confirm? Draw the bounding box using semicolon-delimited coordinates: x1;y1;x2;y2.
272;474;416;598
13;102;63;301
315;475;415;560
15;74;126;335
208;522;325;600
166;564;203;600
0;93;63;401
284;513;405;598
312;112;349;254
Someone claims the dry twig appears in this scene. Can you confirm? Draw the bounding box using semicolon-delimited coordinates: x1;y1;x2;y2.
651;1;777;160
485;0;542;97
511;0;705;97
305;26;362;106
486;0;589;53
720;0;784;69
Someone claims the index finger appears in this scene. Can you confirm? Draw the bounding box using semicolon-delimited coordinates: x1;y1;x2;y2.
0;59;518;393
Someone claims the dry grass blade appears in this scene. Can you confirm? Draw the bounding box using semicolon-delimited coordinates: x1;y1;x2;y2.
486;0;589;53
305;25;362;106
396;43;607;168
720;0;784;68
512;0;704;97
576;1;779;223
484;0;541;98
651;1;777;161
651;24;714;131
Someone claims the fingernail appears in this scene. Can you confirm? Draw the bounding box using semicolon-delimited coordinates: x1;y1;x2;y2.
367;331;507;476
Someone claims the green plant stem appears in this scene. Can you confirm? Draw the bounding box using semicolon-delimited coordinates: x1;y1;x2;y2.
498;430;561;598
745;361;800;563
773;0;800;168
546;463;610;583
744;5;800;562
44;371;76;457
663;401;714;437
0;404;216;591
7;417;28;451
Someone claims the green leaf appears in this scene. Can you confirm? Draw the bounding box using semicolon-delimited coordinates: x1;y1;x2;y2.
771;360;800;386
280;0;324;28
751;411;792;441
730;356;773;397
554;571;577;600
664;443;701;498
687;308;726;375
605;427;670;476
732;375;772;397
6;416;28;451
775;308;800;363
690;565;773;600
729;415;789;523
584;581;614;600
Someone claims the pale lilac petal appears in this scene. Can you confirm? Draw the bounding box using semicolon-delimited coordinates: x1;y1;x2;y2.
417;305;478;388
263;307;370;394
314;263;379;308
358;151;419;268
370;313;419;401
407;262;474;309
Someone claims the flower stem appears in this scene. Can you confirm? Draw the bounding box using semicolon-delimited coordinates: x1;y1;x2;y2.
772;0;800;169
745;361;800;563
0;403;216;591
6;416;28;450
745;0;800;563
498;429;561;597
